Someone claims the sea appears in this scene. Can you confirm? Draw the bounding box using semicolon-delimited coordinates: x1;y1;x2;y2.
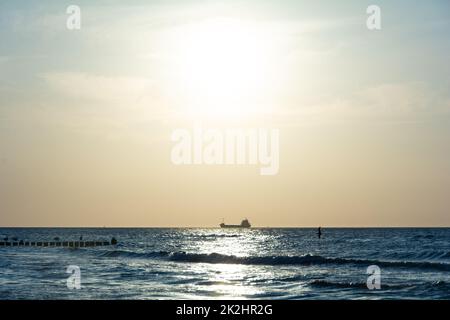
0;228;449;300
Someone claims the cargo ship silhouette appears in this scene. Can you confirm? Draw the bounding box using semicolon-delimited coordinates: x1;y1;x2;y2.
220;218;251;228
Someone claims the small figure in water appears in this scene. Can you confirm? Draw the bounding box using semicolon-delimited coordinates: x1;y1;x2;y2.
79;236;83;241
111;237;118;245
318;227;322;239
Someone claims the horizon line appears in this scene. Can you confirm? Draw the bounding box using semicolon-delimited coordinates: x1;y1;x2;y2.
1;226;449;229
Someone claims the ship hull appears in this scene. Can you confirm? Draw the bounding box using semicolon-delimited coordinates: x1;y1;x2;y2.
220;224;250;228
220;219;251;228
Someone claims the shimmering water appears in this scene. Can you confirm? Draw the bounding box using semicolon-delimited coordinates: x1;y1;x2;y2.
0;228;449;300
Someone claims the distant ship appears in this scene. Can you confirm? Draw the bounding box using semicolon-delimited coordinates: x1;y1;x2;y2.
220;219;251;228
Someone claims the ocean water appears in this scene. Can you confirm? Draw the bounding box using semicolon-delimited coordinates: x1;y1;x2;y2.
0;228;449;300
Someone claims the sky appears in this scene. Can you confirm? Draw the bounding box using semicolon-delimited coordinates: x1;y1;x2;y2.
0;0;449;227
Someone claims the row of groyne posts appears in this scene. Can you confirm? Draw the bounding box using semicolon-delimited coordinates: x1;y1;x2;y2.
0;237;118;248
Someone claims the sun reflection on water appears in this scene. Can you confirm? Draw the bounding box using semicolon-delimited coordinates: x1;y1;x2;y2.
181;229;278;299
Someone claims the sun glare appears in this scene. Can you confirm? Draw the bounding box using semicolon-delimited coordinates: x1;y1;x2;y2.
166;18;286;119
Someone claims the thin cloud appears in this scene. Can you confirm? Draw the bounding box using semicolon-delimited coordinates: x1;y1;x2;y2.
41;72;154;105
268;82;450;127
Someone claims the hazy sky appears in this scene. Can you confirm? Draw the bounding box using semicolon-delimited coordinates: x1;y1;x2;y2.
1;0;450;227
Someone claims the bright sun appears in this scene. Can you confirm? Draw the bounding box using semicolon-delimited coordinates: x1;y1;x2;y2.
166;18;285;119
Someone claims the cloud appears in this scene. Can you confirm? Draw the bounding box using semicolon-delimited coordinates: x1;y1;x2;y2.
356;82;447;115
41;72;153;105
28;71;172;142
271;82;450;127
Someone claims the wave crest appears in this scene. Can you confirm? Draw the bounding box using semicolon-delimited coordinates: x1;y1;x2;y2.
97;249;450;271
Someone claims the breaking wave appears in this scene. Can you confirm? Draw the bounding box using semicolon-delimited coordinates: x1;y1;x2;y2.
99;250;450;271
